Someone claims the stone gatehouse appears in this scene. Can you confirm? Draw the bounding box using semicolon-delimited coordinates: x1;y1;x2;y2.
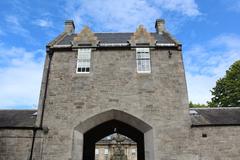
0;19;240;160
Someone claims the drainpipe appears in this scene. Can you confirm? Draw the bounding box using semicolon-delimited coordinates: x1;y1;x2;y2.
40;48;53;128
29;128;37;160
29;47;53;160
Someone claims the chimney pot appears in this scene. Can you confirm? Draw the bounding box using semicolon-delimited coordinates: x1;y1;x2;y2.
65;20;75;34
155;19;165;34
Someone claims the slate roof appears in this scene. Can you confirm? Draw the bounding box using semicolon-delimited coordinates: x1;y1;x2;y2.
190;108;240;127
1;108;240;128
0;110;37;128
56;32;176;45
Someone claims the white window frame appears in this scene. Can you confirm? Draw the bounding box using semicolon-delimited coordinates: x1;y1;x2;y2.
76;49;91;73
136;48;151;73
104;149;108;155
95;149;99;155
132;148;136;155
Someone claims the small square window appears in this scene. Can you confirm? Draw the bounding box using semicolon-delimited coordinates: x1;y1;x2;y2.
95;149;99;154
95;149;99;160
104;149;108;155
132;148;136;155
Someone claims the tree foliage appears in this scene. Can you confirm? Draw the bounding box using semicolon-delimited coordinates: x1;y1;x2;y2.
207;60;240;107
189;101;207;108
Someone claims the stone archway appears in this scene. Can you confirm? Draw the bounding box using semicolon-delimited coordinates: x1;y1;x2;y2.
72;109;154;160
83;120;144;160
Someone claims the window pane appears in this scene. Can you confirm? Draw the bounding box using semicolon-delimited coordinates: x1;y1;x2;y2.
136;48;151;73
132;148;136;155
104;149;108;154
95;149;99;154
77;49;91;73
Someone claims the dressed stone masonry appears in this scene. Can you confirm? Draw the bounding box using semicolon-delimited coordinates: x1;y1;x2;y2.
1;19;240;160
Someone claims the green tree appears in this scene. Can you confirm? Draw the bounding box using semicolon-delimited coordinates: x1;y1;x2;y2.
208;60;240;107
189;101;207;108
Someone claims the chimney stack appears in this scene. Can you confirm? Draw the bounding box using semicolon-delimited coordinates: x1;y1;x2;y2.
155;19;165;34
64;20;75;34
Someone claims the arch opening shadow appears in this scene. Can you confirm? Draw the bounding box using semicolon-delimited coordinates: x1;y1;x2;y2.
72;110;154;160
83;120;144;160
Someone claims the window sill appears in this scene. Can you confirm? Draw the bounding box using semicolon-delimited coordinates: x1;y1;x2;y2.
137;71;151;74
76;72;90;74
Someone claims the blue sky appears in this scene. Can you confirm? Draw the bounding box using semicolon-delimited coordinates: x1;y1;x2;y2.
0;0;240;109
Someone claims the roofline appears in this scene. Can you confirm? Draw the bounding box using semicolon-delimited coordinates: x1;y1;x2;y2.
94;32;133;34
47;31;182;49
49;43;180;49
190;107;240;110
0;126;40;130
94;32;172;34
0;109;37;111
47;32;68;47
163;31;181;45
191;123;240;128
51;44;72;48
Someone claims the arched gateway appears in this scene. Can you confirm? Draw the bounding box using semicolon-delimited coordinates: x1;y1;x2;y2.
72;110;153;160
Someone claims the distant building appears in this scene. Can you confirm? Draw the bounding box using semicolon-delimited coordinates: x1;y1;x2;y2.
95;134;137;160
0;19;240;160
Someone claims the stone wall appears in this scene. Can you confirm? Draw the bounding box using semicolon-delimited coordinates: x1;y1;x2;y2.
1;126;240;160
0;129;43;160
187;126;240;160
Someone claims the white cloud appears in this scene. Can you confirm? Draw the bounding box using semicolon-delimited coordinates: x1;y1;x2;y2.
185;34;240;104
210;34;240;50
65;0;159;31
33;19;53;28
186;73;216;104
153;0;201;16
4;15;38;44
0;46;44;109
65;0;200;32
226;0;240;13
5;15;29;35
